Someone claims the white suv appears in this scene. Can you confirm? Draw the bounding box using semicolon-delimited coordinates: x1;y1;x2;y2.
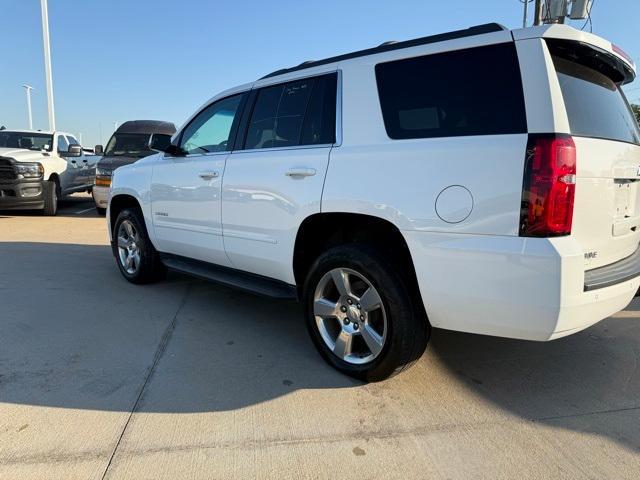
108;23;640;381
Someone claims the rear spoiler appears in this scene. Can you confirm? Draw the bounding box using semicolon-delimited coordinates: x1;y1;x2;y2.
512;25;636;84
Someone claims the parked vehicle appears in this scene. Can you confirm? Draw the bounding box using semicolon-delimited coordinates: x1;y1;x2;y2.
108;23;640;381
93;121;176;215
0;130;99;215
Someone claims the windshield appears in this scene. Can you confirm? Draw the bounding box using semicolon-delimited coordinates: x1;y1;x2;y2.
104;133;154;157
0;132;53;151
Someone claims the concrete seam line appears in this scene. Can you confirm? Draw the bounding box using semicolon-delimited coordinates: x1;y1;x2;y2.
99;282;192;480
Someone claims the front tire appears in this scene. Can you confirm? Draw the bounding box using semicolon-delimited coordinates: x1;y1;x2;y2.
42;180;58;216
303;244;429;382
113;208;166;284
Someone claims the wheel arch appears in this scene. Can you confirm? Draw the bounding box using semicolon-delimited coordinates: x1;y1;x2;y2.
292;212;423;305
47;173;60;190
109;194;142;233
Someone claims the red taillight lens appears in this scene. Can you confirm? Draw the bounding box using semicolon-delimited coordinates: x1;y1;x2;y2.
612;44;635;69
519;134;576;237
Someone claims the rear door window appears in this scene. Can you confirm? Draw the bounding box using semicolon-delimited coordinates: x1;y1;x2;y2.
552;56;640;145
244;73;337;150
375;43;527;139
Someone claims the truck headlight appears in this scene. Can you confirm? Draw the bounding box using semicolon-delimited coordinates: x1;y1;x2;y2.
16;163;44;178
95;167;113;187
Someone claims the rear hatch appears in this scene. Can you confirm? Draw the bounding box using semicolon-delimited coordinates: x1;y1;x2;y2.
547;39;640;271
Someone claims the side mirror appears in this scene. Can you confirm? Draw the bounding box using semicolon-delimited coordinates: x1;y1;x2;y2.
94;144;104;155
66;144;83;157
149;134;186;156
149;133;172;152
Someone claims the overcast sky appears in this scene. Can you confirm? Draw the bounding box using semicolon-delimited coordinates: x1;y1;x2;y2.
1;0;639;146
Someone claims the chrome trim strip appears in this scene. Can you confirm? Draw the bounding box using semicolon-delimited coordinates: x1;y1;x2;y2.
154;221;223;237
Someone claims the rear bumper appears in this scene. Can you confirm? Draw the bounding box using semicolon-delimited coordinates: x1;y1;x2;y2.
403;231;639;341
584;245;640;291
93;185;109;208
0;179;45;210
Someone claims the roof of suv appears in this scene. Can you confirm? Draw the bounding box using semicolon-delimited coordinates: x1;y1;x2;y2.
259;23;635;84
260;23;507;79
115;120;176;135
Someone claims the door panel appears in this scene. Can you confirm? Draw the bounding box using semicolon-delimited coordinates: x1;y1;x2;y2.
150;92;247;266
222;146;331;283
56;135;79;193
221;72;338;283
68;135;95;187
151;153;230;266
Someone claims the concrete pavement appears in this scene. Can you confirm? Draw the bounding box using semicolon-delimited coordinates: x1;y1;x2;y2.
1;194;639;479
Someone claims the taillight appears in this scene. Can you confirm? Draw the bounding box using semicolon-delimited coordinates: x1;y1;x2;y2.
612;44;635;69
519;134;576;237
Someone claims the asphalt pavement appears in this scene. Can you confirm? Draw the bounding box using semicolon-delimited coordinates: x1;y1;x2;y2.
1;194;639;479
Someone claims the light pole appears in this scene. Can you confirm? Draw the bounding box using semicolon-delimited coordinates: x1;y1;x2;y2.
534;0;545;26
22;85;34;130
40;0;56;131
523;0;529;27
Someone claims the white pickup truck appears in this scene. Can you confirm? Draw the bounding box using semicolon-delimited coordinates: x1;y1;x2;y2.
0;129;99;215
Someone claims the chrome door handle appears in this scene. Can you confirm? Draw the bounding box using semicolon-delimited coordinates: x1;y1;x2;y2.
285;167;316;177
198;171;219;180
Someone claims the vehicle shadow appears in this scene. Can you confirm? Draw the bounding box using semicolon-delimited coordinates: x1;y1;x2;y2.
0;241;357;415
1;241;639;453
428;301;640;451
0;193;101;219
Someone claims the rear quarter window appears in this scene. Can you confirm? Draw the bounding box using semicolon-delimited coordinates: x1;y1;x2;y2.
375;43;527;140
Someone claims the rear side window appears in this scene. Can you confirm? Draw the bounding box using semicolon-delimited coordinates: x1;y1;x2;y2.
552;56;640;145
244;73;336;150
375;43;527;139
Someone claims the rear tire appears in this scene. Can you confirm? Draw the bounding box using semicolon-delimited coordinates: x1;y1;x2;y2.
303;244;430;382
113;208;166;284
96;207;106;216
42;180;58;216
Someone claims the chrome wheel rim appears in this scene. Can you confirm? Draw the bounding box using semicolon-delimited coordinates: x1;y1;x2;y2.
117;220;141;275
313;268;387;365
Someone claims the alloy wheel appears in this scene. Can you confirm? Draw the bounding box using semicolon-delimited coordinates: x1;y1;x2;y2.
117;220;141;275
313;268;387;365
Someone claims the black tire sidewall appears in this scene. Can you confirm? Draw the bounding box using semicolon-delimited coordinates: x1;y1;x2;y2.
303;244;428;382
113;208;163;284
42;180;58;216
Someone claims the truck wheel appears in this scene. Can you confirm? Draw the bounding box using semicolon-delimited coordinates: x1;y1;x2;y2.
303;244;430;382
42;180;58;216
113;208;166;284
96;207;106;216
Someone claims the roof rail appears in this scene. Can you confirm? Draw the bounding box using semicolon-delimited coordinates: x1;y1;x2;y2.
260;23;507;80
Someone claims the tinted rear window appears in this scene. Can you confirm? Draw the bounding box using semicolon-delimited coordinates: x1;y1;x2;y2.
244;73;336;150
553;56;640;145
375;43;527;140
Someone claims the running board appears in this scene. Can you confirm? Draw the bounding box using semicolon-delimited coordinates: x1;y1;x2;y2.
159;253;298;300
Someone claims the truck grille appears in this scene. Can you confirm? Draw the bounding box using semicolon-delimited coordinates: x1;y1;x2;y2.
0;158;16;182
0;167;16;182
